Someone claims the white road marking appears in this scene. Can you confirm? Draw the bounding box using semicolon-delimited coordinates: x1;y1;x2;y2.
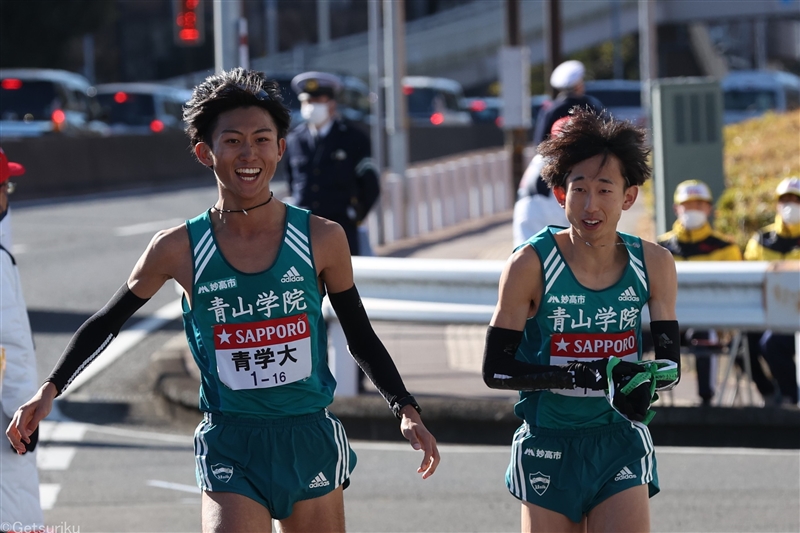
60;299;183;397
350;441;800;457
37;446;77;470
39;484;61;511
657;446;799;457
147;480;201;494
81;423;193;445
39;420;87;442
114;219;185;236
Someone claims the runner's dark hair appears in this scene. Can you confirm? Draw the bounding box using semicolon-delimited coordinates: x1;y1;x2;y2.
538;107;651;189
183;67;291;149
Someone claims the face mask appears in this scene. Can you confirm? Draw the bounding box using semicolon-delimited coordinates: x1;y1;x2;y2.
679;210;707;229
780;203;800;225
301;102;330;127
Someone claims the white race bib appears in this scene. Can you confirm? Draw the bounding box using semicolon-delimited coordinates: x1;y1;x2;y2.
214;314;312;390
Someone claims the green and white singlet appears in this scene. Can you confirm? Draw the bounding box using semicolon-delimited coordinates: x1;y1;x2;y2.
515;226;650;429
182;204;335;418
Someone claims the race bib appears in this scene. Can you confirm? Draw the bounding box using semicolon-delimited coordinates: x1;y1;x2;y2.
549;330;639;397
214;314;312;390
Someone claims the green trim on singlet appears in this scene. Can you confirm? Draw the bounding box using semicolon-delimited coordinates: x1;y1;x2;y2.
514;226;650;429
181;205;335;418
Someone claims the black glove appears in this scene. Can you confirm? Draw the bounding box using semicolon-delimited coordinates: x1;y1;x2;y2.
566;359;645;391
612;380;652;422
10;426;39;455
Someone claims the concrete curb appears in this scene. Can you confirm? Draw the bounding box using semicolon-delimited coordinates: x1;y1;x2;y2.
149;339;800;449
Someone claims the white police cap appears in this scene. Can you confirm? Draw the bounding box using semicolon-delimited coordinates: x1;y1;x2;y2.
291;71;343;100
550;60;585;90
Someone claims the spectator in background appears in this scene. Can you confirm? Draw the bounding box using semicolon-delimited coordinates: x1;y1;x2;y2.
512;117;570;246
285;71;380;256
743;176;800;406
532;60;603;146
657;180;742;406
0;148;45;531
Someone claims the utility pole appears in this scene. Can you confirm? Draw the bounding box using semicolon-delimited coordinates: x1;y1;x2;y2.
368;0;386;244
543;0;562;98
318;0;331;46
214;0;241;72
265;0;278;56
638;0;657;118
383;0;409;236
504;0;530;196
611;0;623;80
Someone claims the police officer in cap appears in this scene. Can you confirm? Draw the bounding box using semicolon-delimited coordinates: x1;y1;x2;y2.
285;71;380;256
532;60;603;146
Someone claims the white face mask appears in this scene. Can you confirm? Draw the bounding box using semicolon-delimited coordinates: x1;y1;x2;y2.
301;102;330;127
679;210;707;230
780;203;800;225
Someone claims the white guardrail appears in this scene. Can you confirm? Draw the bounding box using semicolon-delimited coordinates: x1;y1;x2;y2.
326;258;800;396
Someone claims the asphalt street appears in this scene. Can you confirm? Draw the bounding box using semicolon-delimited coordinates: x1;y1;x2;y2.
8;184;800;532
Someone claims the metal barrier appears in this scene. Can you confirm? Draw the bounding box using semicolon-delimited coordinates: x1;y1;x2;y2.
327;258;800;397
367;149;516;245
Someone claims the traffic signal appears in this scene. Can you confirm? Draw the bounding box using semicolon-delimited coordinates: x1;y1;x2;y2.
173;0;204;46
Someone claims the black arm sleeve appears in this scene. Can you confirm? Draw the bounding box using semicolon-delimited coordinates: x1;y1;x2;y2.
327;285;410;408
46;284;149;395
650;320;682;381
482;326;576;391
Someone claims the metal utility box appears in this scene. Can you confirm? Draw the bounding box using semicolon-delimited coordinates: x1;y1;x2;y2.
651;78;724;235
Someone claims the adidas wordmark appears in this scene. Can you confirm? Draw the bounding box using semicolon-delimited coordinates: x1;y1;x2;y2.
618;286;639;302
281;266;304;283
309;472;330;489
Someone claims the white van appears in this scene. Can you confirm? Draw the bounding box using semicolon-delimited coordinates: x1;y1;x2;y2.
722;70;800;124
0;68;108;138
403;76;472;127
95;83;193;135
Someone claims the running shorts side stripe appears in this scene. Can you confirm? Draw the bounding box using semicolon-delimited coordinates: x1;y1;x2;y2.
194;415;213;491
325;410;347;486
509;424;528;500
631;421;654;484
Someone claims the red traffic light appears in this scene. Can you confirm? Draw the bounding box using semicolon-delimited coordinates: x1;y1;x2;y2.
174;0;204;46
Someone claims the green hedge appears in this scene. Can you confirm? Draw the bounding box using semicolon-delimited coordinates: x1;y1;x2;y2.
715;110;800;249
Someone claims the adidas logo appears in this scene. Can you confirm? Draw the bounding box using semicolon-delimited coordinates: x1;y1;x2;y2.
309;472;330;489
614;466;637;481
281;266;304;283
618;286;639;302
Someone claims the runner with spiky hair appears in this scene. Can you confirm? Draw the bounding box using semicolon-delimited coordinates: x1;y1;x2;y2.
483;108;680;532
8;68;439;532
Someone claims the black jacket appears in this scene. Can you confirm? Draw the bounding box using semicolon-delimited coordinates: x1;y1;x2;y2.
532;93;604;146
285;118;379;227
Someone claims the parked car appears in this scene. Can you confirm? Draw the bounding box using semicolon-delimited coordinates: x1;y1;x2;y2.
0;68;108;138
461;94;550;128
404;76;472;126
462;96;502;126
583;79;645;125
95;83;193;135
721;70;800;124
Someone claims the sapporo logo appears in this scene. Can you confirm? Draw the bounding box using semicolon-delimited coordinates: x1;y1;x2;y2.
211;463;234;483
529;471;551;496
